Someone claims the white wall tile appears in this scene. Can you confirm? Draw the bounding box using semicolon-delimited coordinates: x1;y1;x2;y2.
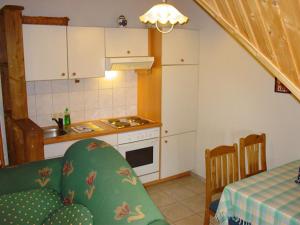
113;106;127;117
35;81;52;94
99;77;113;89
99;89;113;108
85;108;101;121
98;108;113;119
52;93;69;113
85;78;99;90
26;82;36;96
69;92;85;111
126;105;137;116
69;79;85;92
125;72;137;87
113;88;126;107
35;94;53;116
52;80;69;93
71;110;85;123
126;88;137;106
113;73;127;88
84;90;98;110
27;95;36;117
37;114;55;127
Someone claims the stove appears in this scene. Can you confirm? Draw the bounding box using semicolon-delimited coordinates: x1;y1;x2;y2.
102;116;151;129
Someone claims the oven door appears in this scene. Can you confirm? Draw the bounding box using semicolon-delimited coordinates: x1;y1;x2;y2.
118;138;159;176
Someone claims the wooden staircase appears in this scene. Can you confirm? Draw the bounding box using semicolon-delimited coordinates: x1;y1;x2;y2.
194;0;300;100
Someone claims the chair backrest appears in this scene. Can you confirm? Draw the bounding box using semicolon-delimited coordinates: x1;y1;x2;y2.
205;144;238;196
239;133;266;179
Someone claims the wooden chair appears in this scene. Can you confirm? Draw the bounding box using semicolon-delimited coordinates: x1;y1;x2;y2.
204;144;239;225
239;133;266;179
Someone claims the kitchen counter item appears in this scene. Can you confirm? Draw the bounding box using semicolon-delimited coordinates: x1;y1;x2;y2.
43;118;161;145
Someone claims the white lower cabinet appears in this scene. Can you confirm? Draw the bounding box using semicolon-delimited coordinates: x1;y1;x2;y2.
160;132;196;179
44;134;118;159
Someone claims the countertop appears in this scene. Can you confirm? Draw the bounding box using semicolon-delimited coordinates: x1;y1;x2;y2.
43;119;161;145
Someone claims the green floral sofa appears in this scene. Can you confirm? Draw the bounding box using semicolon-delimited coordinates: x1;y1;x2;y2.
0;138;169;225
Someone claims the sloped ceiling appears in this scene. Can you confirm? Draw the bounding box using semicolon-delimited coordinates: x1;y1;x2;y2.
194;0;300;100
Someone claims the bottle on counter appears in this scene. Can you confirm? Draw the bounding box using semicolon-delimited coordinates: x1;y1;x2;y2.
64;108;71;127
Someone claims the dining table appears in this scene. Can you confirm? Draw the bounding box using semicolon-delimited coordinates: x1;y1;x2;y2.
216;160;300;225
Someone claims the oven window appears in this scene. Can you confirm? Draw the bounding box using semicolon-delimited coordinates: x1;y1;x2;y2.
125;146;153;168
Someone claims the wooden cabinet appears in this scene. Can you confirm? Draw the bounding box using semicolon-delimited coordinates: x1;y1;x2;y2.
105;28;148;57
23;25;68;81
161;65;198;136
161;132;196;178
162;29;199;65
67;26;105;79
44;134;118;159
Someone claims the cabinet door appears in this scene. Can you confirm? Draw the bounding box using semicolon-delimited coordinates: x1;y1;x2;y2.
105;28;148;57
162;65;198;136
68;27;105;79
162;29;199;65
161;132;196;179
23;25;68;81
44;134;118;159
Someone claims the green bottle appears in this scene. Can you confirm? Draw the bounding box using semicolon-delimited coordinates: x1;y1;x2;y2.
64;108;71;126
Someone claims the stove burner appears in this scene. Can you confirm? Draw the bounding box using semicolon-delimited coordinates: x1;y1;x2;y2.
104;116;151;129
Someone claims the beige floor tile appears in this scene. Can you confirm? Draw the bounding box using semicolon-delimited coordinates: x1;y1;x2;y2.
163;185;198;201
174;214;202;225
179;194;205;213
160;202;194;222
149;191;177;208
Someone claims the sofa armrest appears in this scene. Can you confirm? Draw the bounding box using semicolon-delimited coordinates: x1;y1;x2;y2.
0;157;63;195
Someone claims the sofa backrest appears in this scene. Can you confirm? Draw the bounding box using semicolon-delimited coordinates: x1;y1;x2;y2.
0;157;63;195
61;138;165;225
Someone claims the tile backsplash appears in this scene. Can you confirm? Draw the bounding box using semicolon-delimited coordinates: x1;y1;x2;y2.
27;71;137;127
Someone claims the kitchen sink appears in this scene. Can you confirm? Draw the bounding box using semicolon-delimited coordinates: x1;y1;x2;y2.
43;127;67;139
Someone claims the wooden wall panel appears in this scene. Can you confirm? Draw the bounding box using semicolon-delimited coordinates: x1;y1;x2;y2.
194;0;300;101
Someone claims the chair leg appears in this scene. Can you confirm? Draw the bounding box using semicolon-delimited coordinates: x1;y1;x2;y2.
203;209;210;225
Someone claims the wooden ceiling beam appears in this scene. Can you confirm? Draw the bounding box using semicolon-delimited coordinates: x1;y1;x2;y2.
22;16;69;26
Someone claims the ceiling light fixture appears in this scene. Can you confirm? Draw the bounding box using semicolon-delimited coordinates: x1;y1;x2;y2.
139;0;189;34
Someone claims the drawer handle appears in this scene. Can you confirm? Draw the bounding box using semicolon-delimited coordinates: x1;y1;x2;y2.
165;130;168;134
72;72;76;76
61;73;66;76
181;58;185;62
127;50;131;54
164;140;168;144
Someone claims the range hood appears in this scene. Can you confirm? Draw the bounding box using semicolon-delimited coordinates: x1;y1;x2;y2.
105;57;154;71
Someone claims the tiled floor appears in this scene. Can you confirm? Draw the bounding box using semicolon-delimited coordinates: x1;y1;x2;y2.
146;174;219;225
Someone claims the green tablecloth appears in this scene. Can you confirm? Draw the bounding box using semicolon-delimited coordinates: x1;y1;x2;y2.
216;160;300;225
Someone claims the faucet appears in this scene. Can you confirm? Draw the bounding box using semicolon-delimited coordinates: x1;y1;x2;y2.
52;117;64;131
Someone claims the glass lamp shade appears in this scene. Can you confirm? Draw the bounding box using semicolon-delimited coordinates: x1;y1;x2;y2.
139;3;188;25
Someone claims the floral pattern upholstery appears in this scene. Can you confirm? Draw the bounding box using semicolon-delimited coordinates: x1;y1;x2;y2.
0;138;169;225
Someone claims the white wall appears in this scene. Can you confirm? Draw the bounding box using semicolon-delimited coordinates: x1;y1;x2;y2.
195;9;300;177
0;0;202;29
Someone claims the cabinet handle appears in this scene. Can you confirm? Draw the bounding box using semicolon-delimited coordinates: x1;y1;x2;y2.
127;50;131;54
72;72;76;76
165;130;168;134
61;73;66;76
181;58;185;62
164;140;168;144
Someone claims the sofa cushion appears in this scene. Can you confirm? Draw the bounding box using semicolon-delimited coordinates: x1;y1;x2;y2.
0;157;63;195
43;204;93;225
61;138;165;225
0;188;63;225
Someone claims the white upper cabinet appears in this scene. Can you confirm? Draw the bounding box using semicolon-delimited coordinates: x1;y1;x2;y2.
105;28;148;57
67;26;105;79
162;29;199;65
23;25;68;81
161;65;198;136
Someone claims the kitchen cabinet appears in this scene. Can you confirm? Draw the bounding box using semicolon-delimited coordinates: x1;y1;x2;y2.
105;28;148;57
162;29;199;65
44;134;118;159
67;26;105;79
23;25;68;81
161;65;198;136
160;132;196;178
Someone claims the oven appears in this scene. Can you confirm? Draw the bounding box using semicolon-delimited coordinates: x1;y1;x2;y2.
118;128;160;177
